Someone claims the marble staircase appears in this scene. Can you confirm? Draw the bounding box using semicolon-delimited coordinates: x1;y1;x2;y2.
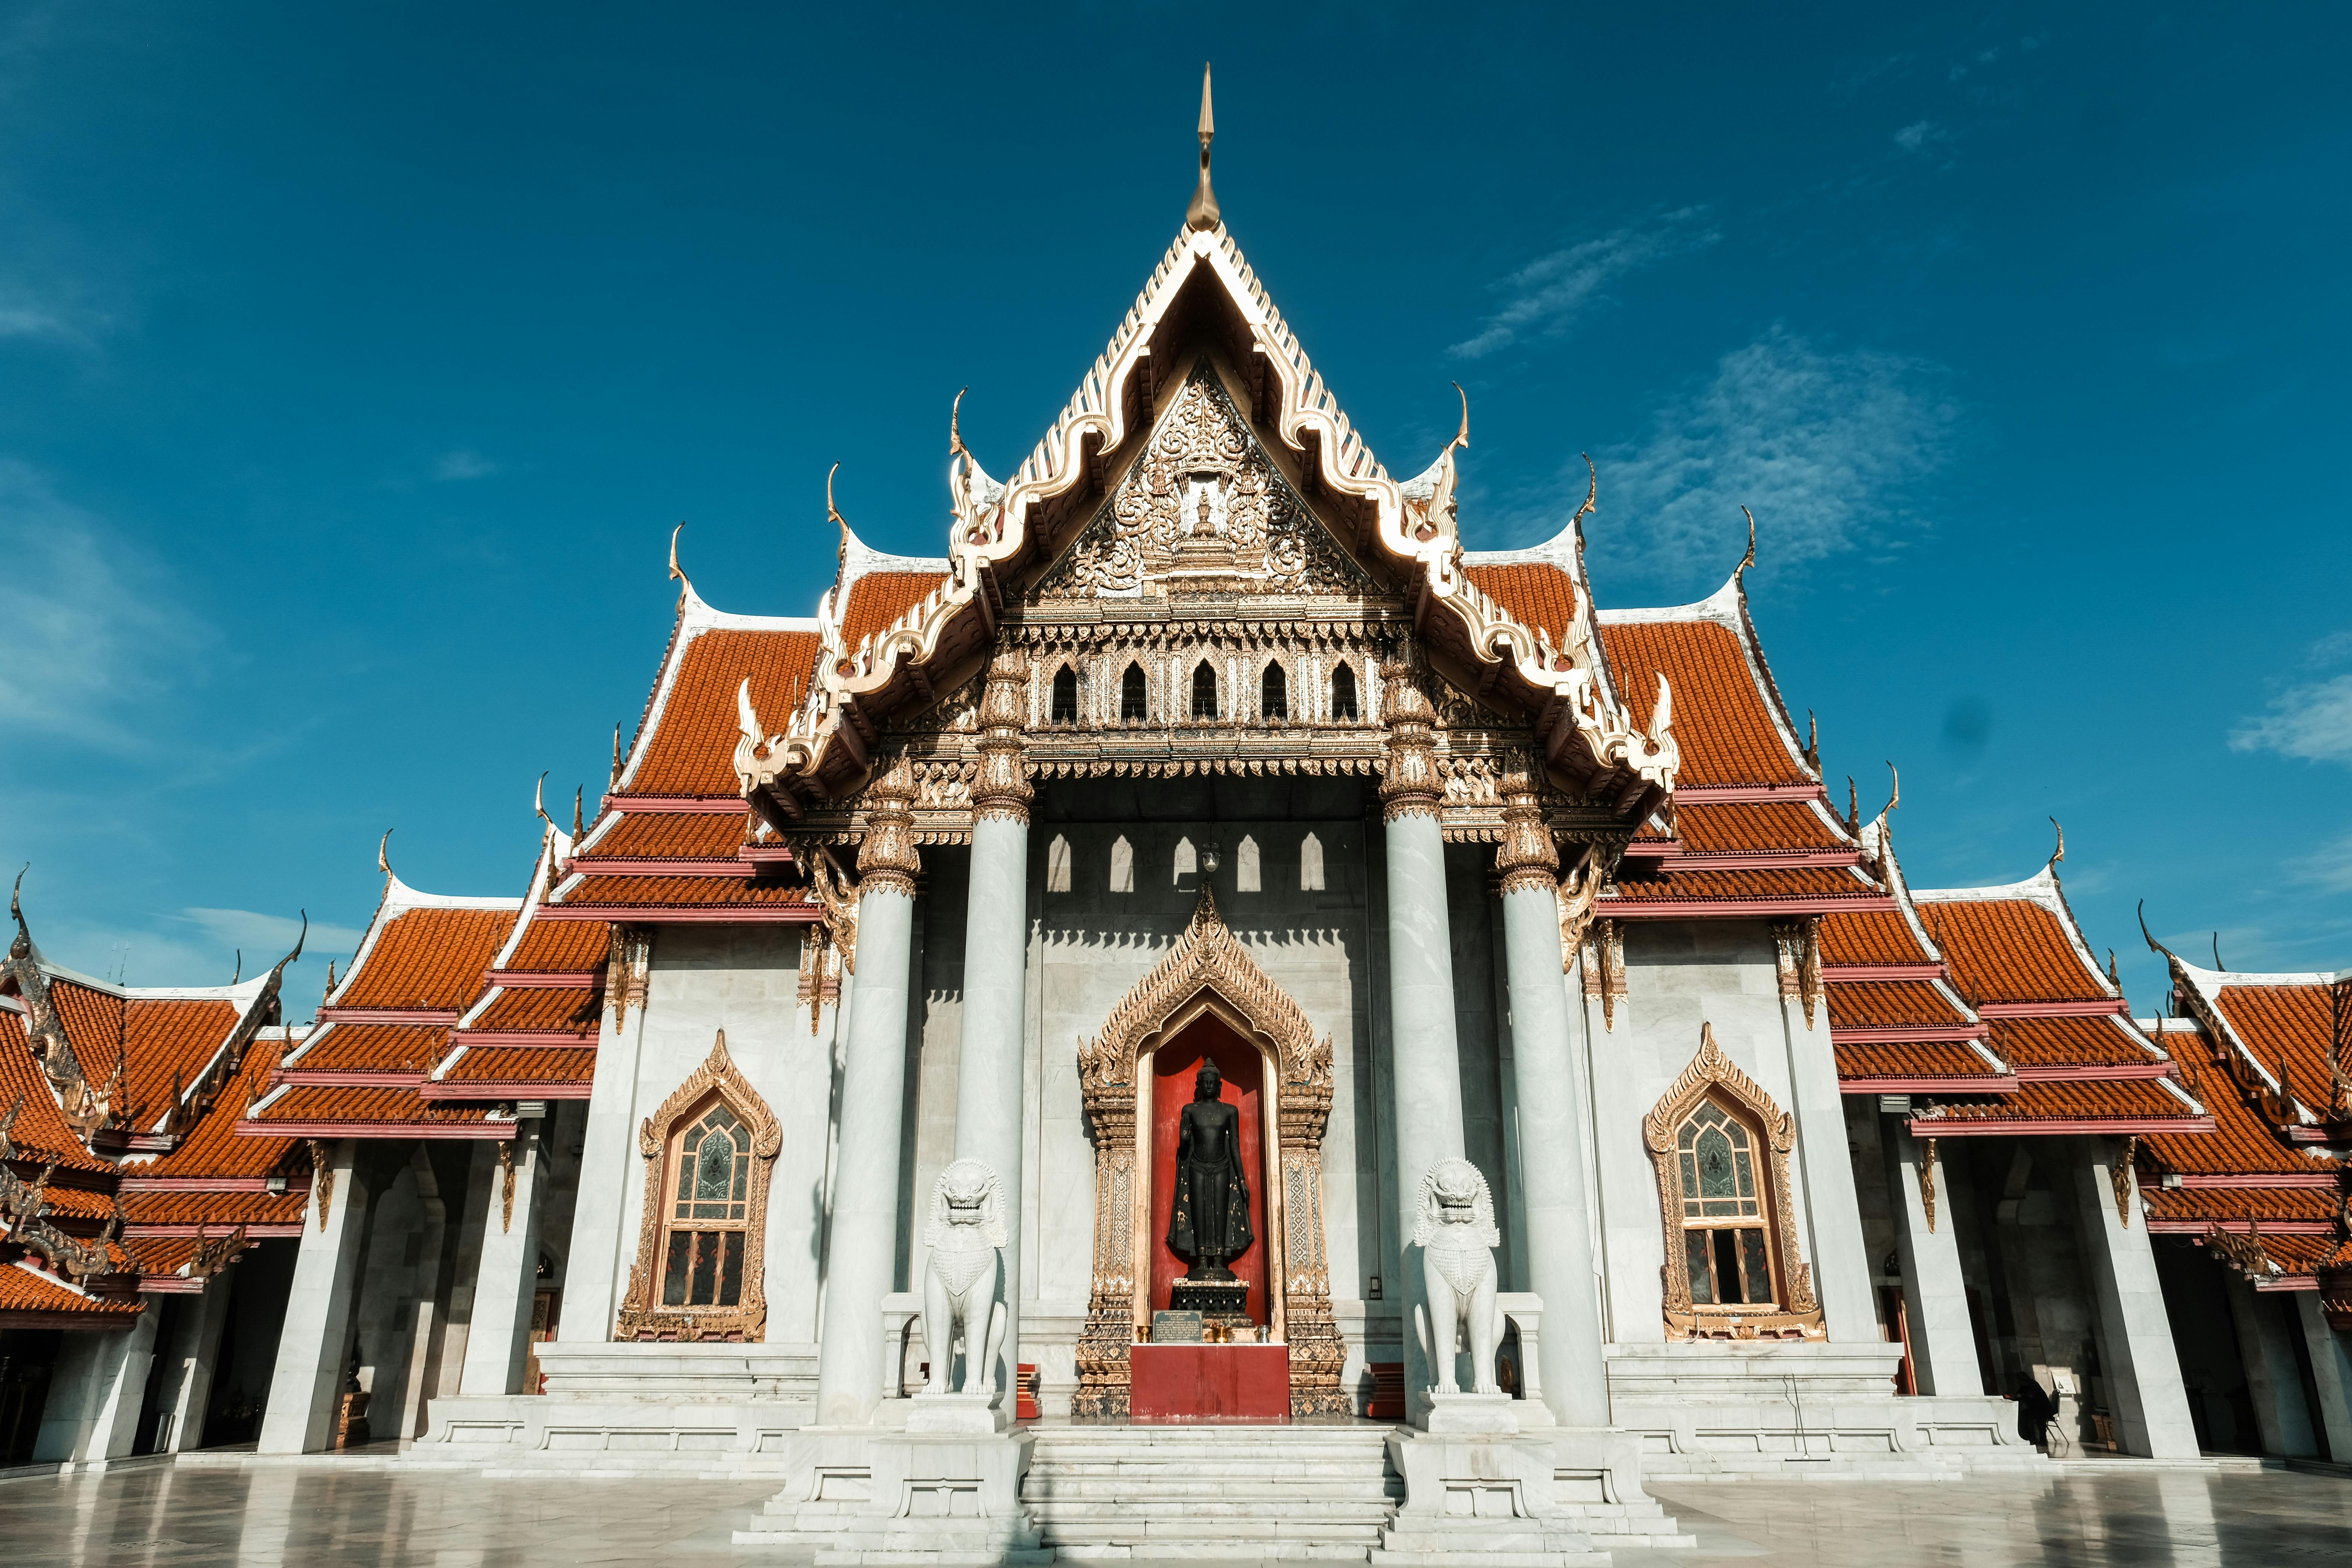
1021;1424;1403;1561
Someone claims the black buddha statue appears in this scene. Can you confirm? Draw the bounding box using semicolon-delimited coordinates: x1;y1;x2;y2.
1167;1060;1253;1282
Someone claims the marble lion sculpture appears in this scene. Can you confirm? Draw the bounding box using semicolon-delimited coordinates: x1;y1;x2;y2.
1413;1157;1502;1395
922;1157;1008;1396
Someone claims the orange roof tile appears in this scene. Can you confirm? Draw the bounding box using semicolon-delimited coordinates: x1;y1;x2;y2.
1920;1078;2205;1125
1828;981;1975;1032
120;998;241;1126
0;1014;112;1172
586;812;750;860
2142;1188;2337;1226
1462;563;1577;648
1597;620;1808;787
627;628;822;797
1835;1041;2009;1082
501;917;612;974
142;1038;299;1180
244;1086;498;1127
1917;898;2109;1004
287;1023;447;1073
1670;801;1848;854
467;988;600;1034
1820;909;1934;967
2211;984;2334;1106
1606;865;1881;904
559;875;816;911
120;1191;306;1228
841;572;950;654
0;1262;143;1326
1988;1015;2158;1070
44;977;126;1092
2141;1034;2326;1177
338;906;514;1011
440;1046;596;1086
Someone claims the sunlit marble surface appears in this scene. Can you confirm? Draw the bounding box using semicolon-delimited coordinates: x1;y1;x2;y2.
0;1460;2345;1566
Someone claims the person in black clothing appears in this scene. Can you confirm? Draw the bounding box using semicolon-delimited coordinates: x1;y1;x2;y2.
2013;1374;2058;1449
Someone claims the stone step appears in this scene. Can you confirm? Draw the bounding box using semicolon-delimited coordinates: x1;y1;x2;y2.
1027;1481;1400;1503
1032;1504;1395;1527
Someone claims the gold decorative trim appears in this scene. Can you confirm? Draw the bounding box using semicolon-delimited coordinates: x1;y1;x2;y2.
1920;1137;1939;1234
970;649;1035;824
1641;1023;1825;1341
1378;669;1442;823
2111;1136;2138;1230
856;754;922;897
617;1029;784;1342
1074;885;1345;1420
1493;763;1559;896
1555;846;1602;968
606;926;653;1035
308;1139;334;1231
498;1135;518;1234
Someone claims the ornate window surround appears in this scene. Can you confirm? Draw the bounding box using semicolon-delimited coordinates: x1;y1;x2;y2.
1640;1023;1825;1341
1073;884;1346;1420
618;1029;782;1342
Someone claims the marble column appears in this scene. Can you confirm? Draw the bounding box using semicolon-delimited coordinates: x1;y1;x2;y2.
1492;770;1608;1427
953;651;1032;1402
559;926;652;1342
2224;1272;2318;1457
2066;1136;2199;1458
812;756;922;1428
32;1304;161;1464
158;1272;237;1452
459;1118;546;1396
2294;1293;2352;1460
259;1139;374;1453
1881;1122;1985;1396
1380;671;1467;1412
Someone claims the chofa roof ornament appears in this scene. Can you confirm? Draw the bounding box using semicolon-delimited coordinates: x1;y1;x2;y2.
1185;63;1218;233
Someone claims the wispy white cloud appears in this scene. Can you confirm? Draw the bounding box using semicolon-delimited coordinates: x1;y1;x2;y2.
433;449;501;482
1589;325;1959;574
2294;829;2352;894
2230;671;2352;765
1449;210;1718;360
178;907;368;962
1893;119;1939;152
0;458;213;746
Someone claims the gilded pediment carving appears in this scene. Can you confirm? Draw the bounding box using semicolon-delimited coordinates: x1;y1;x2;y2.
1035;369;1374;602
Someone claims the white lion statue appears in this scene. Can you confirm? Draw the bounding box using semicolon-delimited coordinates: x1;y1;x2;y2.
1413;1158;1502;1395
922;1158;1008;1396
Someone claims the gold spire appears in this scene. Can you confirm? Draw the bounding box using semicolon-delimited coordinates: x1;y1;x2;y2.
1185;63;1219;232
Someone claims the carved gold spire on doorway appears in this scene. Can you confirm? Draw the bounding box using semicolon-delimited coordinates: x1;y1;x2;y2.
1185;63;1219;232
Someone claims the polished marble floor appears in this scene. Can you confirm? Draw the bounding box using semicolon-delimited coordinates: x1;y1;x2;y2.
0;1461;2344;1566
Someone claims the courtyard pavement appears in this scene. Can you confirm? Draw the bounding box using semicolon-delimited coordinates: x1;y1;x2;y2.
0;1459;2344;1566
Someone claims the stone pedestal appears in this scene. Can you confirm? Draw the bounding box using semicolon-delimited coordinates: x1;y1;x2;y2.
741;1401;1046;1566
1378;1395;1608;1567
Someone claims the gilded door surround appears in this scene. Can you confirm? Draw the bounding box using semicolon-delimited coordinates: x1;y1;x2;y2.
1073;884;1347;1419
1642;1022;1826;1341
616;1029;783;1342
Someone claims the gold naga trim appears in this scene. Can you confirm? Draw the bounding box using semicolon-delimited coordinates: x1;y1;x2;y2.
1073;884;1345;1421
617;1029;783;1343
0;1095;115;1282
1642;1023;1825;1341
1556;845;1603;968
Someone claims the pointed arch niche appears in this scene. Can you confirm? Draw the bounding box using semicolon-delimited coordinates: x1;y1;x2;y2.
1641;1023;1825;1341
618;1030;783;1342
1073;886;1346;1420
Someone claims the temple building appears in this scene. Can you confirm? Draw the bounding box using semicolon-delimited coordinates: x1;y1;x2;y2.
6;78;2352;1561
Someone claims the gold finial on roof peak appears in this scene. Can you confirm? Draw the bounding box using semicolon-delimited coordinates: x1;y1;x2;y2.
1185;63;1220;233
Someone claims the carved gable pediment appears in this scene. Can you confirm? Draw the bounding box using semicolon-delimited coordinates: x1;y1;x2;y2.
1033;367;1376;602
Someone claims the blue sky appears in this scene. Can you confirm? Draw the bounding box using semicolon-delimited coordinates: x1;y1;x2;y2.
3;4;2346;1014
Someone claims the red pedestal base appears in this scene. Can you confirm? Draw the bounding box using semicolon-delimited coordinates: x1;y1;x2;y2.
1129;1343;1291;1423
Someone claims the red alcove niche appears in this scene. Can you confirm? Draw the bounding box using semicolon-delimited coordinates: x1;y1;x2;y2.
1148;1015;1269;1327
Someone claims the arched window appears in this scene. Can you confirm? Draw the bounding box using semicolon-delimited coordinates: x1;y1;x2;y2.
1675;1099;1772;1307
1191;660;1219;719
1642;1024;1823;1340
1051;665;1078;724
1330;663;1359;721
1121;663;1149;722
618;1030;781;1341
1261;662;1287;720
662;1099;751;1309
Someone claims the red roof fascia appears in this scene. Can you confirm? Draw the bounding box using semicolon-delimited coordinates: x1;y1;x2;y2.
599;795;747;814
1602;896;1899;919
1977;1000;2130;1018
1825;965;1948;983
1910;1115;2216;1136
273;1070;427;1088
2174;1173;2340;1190
484;970;602;989
418;1081;594;1102
1833;1024;1992;1044
1838;1076;2021;1094
447;1031;596;1049
1620;846;1866;871
1672;784;1829;804
2149;1218;2335;1236
565;859;756;877
118;1177;277;1193
123;1222;303;1239
232;1118;514;1140
2012;1063;2176;1082
316;1008;462;1026
737;845;794;865
535;905;820;925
